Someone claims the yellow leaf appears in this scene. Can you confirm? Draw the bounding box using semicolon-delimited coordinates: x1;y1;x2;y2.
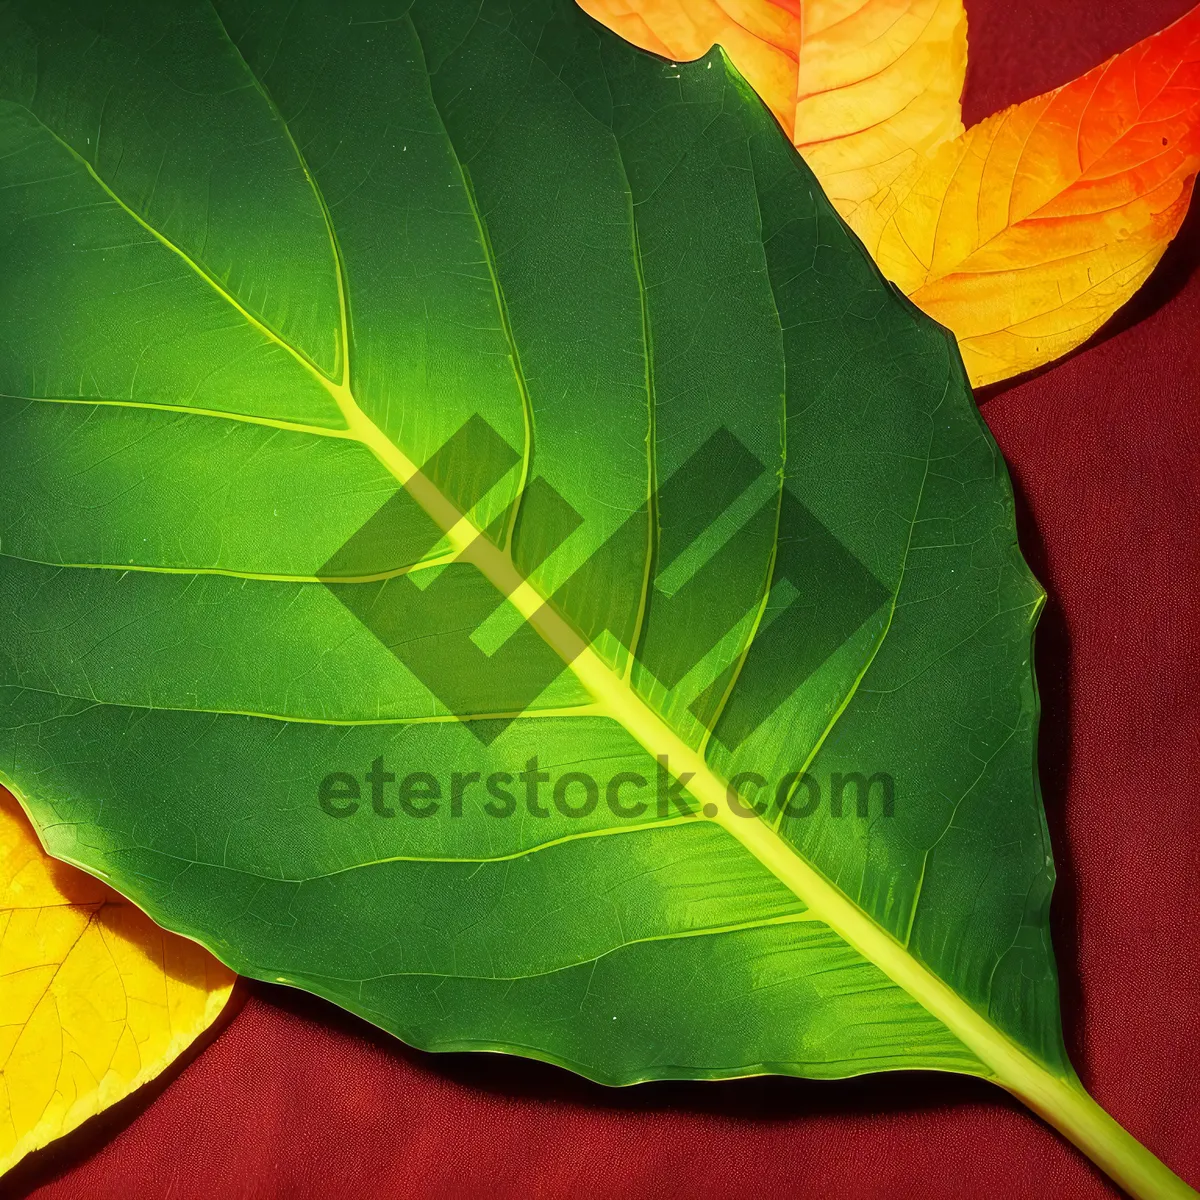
578;0;1200;387
0;787;235;1176
792;0;966;215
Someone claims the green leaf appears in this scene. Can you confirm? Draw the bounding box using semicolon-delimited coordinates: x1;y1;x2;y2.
0;3;1192;1196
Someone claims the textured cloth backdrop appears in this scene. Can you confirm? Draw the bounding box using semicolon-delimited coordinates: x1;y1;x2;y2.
11;0;1200;1196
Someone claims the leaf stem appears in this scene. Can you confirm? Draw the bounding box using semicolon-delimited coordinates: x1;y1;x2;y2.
711;792;1197;1200
999;1068;1197;1200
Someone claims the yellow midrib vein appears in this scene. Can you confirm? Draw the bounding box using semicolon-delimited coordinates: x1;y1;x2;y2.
333;382;1042;1074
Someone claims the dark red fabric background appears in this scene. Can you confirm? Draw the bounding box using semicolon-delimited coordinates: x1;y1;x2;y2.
11;2;1200;1196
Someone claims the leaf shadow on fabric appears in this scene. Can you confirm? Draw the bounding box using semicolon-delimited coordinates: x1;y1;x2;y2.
1002;474;1085;1072
973;195;1200;405
253;982;1026;1123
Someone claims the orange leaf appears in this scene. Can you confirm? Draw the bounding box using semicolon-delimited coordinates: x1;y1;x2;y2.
579;0;1200;386
862;6;1200;384
0;787;235;1175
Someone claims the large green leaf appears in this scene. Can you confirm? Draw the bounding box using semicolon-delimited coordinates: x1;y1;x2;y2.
0;2;1191;1195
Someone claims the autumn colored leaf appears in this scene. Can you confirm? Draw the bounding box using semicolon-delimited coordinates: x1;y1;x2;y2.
577;0;967;199
860;6;1200;385
0;787;235;1176
578;0;1200;387
791;0;967;208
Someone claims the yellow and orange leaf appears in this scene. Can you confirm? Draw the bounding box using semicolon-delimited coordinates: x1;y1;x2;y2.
0;788;235;1176
579;0;1200;386
577;0;967;199
862;6;1200;384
